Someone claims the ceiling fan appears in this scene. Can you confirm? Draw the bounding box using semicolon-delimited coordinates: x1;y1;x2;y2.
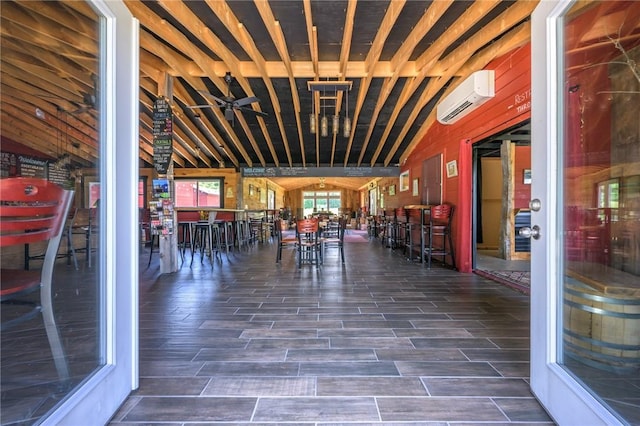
187;72;267;123
39;74;98;115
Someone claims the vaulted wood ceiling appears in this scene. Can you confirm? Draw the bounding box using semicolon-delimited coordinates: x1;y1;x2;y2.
1;0;538;189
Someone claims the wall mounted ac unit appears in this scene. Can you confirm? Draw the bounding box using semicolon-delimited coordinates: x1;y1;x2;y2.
436;70;495;125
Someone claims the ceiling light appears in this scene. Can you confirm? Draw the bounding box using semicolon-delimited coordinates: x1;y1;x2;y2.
320;115;328;137
308;80;352;137
310;113;316;134
343;117;351;138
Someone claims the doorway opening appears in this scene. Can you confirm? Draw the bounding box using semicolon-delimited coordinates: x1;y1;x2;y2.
472;121;531;293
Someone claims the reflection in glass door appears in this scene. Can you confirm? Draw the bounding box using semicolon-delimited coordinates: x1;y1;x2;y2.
530;1;639;424
0;2;104;423
560;2;640;423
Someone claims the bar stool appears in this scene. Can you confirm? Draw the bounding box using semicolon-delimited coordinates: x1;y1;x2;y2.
424;204;456;270
177;221;196;262
208;222;223;263
217;221;234;257
191;220;211;266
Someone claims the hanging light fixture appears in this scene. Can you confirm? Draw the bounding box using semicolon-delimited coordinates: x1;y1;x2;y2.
343;87;351;138
320;91;328;137
309;90;316;134
307;80;352;138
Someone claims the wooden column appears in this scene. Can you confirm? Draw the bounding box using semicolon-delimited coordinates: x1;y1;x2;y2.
158;72;178;274
499;140;515;260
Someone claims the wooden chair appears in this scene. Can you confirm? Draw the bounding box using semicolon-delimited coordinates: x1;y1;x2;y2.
274;219;296;263
322;218;346;263
296;218;322;268
0;177;74;381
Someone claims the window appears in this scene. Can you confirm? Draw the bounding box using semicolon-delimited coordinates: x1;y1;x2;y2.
174;179;223;208
302;191;341;217
597;178;619;222
138;178;146;208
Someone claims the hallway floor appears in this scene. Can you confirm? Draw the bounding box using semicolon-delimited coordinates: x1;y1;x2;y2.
110;237;554;424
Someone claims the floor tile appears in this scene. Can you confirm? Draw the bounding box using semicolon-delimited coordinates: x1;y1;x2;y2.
253;397;379;422
121;396;257;422
377;397;507;422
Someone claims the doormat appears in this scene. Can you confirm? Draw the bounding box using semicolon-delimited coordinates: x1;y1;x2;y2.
474;269;531;295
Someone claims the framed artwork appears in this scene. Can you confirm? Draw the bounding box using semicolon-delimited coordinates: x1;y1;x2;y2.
412;178;419;196
523;169;532;184
83;176;99;208
267;189;275;209
388;184;396;196
399;170;410;191
446;160;458;178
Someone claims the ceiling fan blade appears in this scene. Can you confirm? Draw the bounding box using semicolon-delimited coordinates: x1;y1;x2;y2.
197;90;226;106
233;96;259;107
186;104;222;110
238;106;268;117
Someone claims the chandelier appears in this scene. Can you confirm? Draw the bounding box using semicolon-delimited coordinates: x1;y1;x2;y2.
307;80;352;138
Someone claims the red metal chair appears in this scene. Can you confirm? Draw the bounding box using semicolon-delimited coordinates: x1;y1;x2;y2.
0;177;74;380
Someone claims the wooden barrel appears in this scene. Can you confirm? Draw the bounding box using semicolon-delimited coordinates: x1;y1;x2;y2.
563;280;640;373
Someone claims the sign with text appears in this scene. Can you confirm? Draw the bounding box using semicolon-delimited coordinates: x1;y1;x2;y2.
241;166;399;178
153;97;173;175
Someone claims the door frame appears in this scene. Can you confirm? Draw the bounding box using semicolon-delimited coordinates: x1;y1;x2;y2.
529;1;623;424
42;1;139;424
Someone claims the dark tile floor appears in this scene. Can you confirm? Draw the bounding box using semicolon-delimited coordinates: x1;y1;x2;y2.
109;235;556;425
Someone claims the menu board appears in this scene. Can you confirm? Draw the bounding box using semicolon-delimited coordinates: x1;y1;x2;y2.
242;166;400;177
1;152;17;177
47;163;72;188
18;155;47;178
153;97;173;175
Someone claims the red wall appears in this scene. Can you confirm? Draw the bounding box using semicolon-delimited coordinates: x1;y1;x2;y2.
404;44;532;272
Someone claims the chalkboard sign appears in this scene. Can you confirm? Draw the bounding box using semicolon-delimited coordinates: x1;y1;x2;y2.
1;152;17;177
47;163;72;189
241;166;400;178
18;155;47;178
153;97;173;175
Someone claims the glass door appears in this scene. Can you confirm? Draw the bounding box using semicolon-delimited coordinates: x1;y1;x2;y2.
41;1;139;423
530;1;639;424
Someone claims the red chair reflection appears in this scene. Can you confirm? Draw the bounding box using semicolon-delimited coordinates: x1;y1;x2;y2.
0;177;74;380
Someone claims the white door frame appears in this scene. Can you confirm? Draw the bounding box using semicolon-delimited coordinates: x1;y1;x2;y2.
530;1;623;424
42;1;139;424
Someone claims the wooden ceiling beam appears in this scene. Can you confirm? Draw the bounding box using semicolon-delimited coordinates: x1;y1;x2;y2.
398;20;532;165
171;80;239;168
255;0;306;168
125;0;253;167
2;2;96;55
204;0;286;167
357;0;453;166
343;0;405;166
376;1;536;166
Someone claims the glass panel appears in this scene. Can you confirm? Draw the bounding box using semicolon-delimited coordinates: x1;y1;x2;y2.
315;198;328;212
0;1;104;423
561;2;640;423
174;179;222;208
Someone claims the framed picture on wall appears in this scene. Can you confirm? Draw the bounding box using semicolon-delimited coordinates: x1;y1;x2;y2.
412;178;419;196
523;169;532;184
388;184;396;196
446;160;458;178
399;171;410;191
